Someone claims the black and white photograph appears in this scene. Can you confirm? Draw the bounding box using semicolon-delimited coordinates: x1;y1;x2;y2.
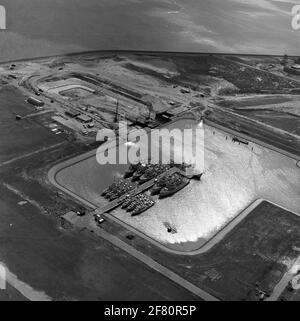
0;0;299;307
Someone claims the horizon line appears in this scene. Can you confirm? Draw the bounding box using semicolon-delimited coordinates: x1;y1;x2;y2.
0;49;297;65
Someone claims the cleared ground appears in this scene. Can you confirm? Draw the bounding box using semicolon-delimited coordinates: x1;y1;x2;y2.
0;183;196;300
195;201;300;300
215;94;300;136
235;110;300;136
0;86;62;163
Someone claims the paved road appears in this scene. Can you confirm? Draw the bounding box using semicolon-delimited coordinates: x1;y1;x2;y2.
0;142;66;168
20;109;53;119
207;109;300;159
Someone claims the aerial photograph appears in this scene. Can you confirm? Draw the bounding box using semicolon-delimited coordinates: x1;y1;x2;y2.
0;0;299;307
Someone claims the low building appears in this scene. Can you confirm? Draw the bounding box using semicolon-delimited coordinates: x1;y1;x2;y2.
87;123;95;128
167;105;188;116
76;114;92;123
65;110;80;118
27;96;44;107
62;211;79;225
155;111;173;123
180;88;191;94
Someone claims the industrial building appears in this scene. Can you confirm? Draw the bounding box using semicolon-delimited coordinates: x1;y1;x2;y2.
65;110;80;118
27;96;45;107
76;114;92;123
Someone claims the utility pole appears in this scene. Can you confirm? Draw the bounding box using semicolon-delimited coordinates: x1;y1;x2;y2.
282;54;288;66
146;101;153;122
114;100;119;123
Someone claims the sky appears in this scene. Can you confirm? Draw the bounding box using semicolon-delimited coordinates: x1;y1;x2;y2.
0;0;299;61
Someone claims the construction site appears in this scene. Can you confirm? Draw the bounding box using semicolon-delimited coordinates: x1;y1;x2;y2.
0;52;299;301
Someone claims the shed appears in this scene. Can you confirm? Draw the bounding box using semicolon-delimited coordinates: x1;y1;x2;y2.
76;114;92;123
65;110;80;118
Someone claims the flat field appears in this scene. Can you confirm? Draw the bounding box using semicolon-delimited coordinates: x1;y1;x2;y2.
0;86;62;163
